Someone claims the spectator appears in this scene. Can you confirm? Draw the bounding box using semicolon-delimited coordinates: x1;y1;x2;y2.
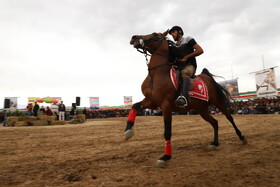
58;101;66;121
83;107;88;118
33;102;39;117
70;106;76;119
249;105;255;114
45;106;53;116
2;110;7;126
40;106;46;115
54;111;59;120
26;103;33;116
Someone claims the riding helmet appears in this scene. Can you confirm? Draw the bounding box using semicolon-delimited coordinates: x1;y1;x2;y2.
169;26;184;36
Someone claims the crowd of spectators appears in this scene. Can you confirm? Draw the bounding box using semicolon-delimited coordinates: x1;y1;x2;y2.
85;97;280;118
1;97;279;124
83;108;163;119
210;97;280;115
84;109;130;118
85;97;280;117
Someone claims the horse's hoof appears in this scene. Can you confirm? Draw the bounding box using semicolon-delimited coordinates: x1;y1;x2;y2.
124;129;134;141
155;160;167;168
208;144;217;151
242;136;248;145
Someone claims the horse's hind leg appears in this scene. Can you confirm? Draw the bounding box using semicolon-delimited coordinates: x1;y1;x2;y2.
124;98;156;141
196;104;219;148
216;104;247;144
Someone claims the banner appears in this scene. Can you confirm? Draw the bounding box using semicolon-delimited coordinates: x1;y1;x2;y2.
255;68;277;97
4;97;18;109
28;97;40;104
124;96;132;108
90;97;99;109
219;79;239;96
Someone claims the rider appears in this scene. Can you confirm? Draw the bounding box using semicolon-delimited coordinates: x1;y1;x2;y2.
169;26;204;106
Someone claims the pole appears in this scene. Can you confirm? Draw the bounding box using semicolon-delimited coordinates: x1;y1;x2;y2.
262;54;265;70
231;64;234;79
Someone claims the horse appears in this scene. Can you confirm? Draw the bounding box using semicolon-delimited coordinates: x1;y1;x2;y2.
124;30;247;168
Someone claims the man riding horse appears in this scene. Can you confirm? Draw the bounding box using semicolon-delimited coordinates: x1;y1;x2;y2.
127;30;247;168
168;26;204;106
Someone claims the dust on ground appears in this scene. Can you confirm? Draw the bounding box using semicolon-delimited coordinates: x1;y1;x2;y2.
0;115;279;187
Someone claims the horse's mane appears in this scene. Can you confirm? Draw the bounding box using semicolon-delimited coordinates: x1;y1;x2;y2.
201;68;231;107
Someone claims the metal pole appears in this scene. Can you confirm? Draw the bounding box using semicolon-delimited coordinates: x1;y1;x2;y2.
262;54;265;70
231;64;234;79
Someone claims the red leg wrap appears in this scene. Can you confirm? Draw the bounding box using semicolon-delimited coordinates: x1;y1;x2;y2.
165;140;172;155
127;108;137;122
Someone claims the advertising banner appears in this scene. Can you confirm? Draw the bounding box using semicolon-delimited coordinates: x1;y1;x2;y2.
219;79;239;96
4;97;18;109
28;97;40;104
124;96;132;108
255;68;277;97
90;97;99;109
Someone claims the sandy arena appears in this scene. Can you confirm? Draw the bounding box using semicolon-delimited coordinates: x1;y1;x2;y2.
0;114;279;187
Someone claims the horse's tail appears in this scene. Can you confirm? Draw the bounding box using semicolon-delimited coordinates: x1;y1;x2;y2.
201;68;231;107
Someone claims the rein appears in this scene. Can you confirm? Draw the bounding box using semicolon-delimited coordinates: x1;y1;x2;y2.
136;36;171;70
136;35;172;88
148;63;169;71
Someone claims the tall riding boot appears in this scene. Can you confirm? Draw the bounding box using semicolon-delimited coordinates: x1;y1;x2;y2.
175;78;190;106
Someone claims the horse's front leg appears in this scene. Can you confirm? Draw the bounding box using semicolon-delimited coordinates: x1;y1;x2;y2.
124;102;142;140
124;98;156;140
156;105;172;168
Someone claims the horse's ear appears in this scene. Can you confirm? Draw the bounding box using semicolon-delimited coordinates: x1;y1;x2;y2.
163;29;169;36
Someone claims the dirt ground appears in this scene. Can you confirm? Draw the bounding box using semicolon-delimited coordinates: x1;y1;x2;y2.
0;114;279;187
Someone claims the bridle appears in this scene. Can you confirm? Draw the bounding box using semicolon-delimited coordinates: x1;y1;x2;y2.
134;33;172;88
136;33;171;68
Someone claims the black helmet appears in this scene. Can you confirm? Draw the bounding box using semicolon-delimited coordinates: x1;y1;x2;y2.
169;26;184;36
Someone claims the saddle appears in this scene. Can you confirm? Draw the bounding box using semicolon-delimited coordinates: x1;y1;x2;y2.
170;68;209;101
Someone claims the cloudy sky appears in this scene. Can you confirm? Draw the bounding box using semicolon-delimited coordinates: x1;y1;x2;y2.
0;0;279;108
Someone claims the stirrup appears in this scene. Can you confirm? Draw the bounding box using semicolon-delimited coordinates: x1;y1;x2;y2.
175;96;188;107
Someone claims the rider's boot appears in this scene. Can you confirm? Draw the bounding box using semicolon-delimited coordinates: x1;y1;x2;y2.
175;78;190;107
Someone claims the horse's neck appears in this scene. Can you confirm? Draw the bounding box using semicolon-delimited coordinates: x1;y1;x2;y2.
157;39;169;56
149;40;169;71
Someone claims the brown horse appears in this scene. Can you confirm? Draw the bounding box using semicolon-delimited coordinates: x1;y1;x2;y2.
125;30;247;168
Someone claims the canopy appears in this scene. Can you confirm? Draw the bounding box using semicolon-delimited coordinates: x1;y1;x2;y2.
37;97;58;104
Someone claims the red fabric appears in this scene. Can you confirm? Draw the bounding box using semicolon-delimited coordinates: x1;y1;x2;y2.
189;77;209;101
45;109;53;116
170;68;179;90
165;140;172;155
127;108;137;122
170;70;209;102
26;104;32;112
